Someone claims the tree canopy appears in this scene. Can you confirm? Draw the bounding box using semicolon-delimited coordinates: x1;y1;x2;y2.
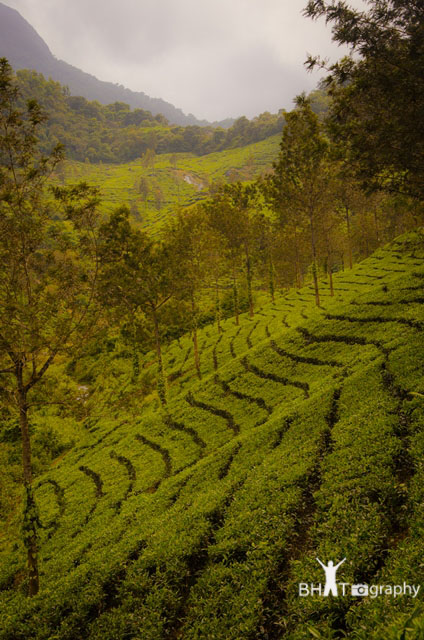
305;0;424;199
0;57;102;595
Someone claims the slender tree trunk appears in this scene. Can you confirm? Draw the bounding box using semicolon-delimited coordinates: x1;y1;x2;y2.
215;277;222;334
191;294;201;380
309;214;320;307
268;254;275;303
152;309;167;406
293;225;302;289
374;206;380;245
245;243;254;319
17;374;39;597
365;235;370;257
328;263;334;297
345;205;353;269
325;235;334;297
312;261;320;306
232;264;239;326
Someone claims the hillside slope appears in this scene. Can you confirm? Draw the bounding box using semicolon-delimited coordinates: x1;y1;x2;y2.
0;232;423;639
63;135;280;230
0;2;228;127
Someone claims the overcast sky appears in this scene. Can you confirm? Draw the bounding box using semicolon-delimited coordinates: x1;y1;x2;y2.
3;0;364;121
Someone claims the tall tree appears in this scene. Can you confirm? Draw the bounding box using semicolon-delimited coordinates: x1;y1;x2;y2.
255;214;279;303
164;209;215;379
0;59;101;596
304;0;424;199
265;98;333;306
99;207;173;406
331;155;376;270
154;185;164;211
206;183;258;321
138;175;149;209
319;206;344;296
142;147;156;173
225;183;258;318
204;192;243;325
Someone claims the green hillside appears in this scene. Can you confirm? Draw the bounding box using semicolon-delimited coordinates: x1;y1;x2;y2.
1;231;423;639
62;135;280;231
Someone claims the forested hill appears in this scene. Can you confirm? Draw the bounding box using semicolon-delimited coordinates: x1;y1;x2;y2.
0;1;230;128
12;68;293;163
0;0;330;164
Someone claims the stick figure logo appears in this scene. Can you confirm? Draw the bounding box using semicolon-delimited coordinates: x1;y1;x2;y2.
316;557;346;596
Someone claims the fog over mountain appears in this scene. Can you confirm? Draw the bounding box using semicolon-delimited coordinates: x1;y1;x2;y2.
0;0;365;122
0;2;232;126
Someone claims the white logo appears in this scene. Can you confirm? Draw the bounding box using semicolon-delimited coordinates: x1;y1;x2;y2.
316;557;346;596
298;557;420;599
351;584;368;597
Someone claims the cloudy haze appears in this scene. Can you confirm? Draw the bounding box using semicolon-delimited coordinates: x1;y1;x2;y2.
3;0;363;121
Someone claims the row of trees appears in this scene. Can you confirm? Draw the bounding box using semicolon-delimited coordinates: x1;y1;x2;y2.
0;75;366;595
98;97;420;411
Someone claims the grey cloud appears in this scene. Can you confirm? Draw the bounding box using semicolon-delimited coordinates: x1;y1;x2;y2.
3;0;365;121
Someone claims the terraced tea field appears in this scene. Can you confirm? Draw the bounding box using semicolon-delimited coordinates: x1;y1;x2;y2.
62;135;280;231
1;232;423;639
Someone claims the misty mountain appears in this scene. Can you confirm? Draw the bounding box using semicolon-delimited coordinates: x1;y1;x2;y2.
0;2;233;128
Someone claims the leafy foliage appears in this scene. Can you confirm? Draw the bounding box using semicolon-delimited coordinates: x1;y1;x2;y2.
14;68;287;163
1;3;424;629
0;57;102;595
304;0;424;198
0;231;423;637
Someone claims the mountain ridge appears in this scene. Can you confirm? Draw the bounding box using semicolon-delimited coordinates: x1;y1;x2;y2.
0;1;233;128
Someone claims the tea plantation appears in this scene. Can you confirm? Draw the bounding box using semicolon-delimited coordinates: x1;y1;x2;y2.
0;231;423;639
62;135;280;231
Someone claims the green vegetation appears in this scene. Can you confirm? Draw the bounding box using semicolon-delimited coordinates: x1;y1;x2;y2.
305;0;424;199
0;231;423;638
16;68;287;164
61;135;280;230
0;58;103;596
1;0;424;635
